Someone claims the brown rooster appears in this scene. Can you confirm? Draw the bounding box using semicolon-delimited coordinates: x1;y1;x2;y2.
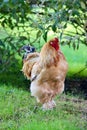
22;38;68;110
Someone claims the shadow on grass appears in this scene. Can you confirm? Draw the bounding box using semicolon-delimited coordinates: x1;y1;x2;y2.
65;77;87;99
0;71;30;90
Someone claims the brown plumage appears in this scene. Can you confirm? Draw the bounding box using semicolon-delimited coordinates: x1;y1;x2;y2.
22;38;68;110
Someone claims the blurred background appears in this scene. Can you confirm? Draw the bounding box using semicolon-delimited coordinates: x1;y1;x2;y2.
0;1;87;130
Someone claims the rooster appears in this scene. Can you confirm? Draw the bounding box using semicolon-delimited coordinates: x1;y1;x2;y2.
22;38;68;110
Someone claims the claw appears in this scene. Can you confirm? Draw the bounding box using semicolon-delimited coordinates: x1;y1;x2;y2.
42;100;56;110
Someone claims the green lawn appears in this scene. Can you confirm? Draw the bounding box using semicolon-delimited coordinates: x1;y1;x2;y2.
0;84;87;130
61;44;87;77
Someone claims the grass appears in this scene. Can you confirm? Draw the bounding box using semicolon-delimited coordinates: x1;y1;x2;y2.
0;84;87;130
61;44;87;77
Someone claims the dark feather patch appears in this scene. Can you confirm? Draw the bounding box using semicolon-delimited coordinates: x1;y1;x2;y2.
21;45;36;59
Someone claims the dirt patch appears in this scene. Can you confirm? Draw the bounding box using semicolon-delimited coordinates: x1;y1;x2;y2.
65;78;87;99
58;95;87;122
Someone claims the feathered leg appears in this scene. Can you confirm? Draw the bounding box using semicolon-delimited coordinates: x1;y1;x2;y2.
42;100;56;110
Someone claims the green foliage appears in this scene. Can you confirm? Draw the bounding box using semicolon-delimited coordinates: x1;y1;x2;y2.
0;0;87;43
0;0;87;71
0;36;25;72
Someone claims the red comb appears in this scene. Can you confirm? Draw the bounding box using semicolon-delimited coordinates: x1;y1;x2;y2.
50;37;59;51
